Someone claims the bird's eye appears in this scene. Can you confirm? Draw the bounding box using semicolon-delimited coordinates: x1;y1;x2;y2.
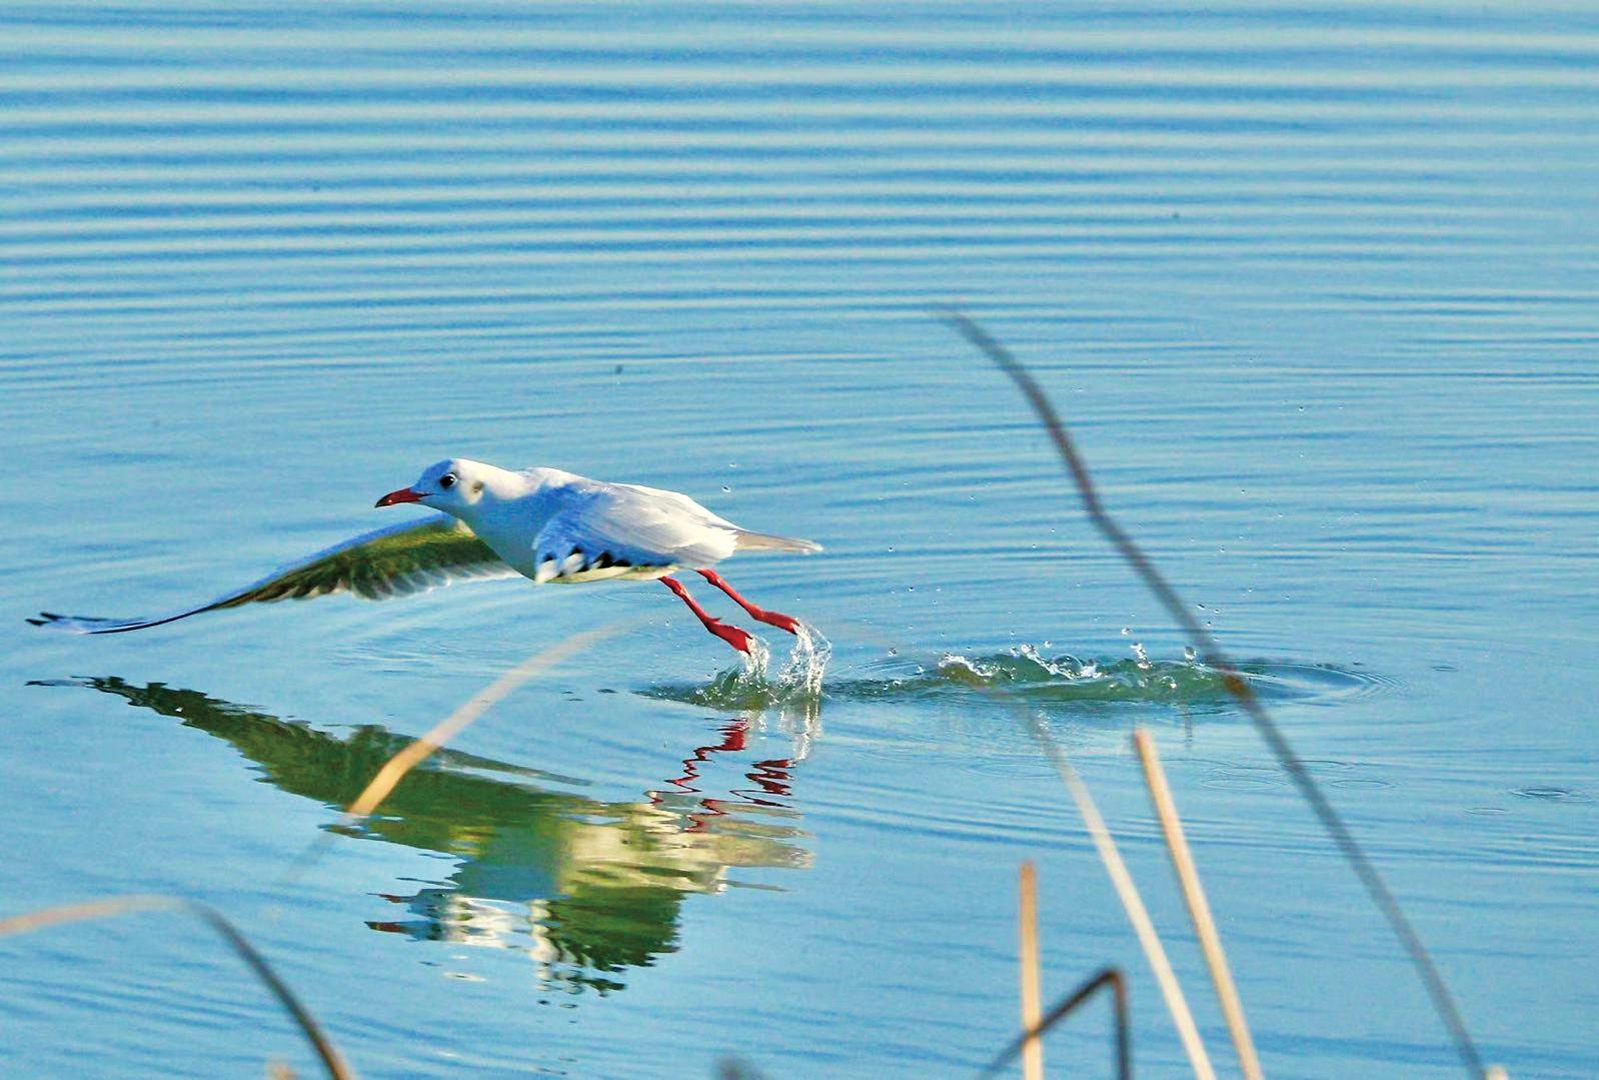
439;473;457;490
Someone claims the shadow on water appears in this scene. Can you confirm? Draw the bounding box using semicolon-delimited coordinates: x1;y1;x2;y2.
33;676;813;995
647;644;1388;715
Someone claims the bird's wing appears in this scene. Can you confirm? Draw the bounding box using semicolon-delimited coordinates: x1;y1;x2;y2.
529;484;739;582
30;515;518;634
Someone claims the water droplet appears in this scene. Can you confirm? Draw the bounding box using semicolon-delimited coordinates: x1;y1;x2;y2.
1120;627;1131;636
721;485;731;493
1184;645;1197;663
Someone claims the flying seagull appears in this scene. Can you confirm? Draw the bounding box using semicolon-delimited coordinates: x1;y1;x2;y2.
30;459;821;654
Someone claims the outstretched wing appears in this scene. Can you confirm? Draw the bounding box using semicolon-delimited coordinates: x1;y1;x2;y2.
529;484;742;583
30;515;518;634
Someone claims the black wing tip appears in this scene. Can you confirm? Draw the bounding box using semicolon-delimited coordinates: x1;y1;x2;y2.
28;611;141;633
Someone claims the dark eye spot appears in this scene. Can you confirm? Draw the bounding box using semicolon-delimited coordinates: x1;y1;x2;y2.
439;473;457;490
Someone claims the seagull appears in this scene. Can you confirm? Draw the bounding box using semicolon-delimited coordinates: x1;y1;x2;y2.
29;459;821;654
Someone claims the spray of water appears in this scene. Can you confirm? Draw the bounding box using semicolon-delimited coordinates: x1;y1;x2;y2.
647;622;831;713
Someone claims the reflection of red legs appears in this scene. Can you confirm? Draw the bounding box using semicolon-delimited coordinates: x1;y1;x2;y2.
645;719;798;829
744;758;794;803
666;720;750;792
696;569;803;635
661;575;754;653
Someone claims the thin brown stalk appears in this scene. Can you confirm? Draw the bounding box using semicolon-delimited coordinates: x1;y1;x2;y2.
1023;712;1217;1080
281;622;633;881
942;309;1486;1079
1134;729;1263;1080
961;628;1213;1072
1018;861;1044;1080
0;894;355;1079
341;624;625;824
979;966;1130;1080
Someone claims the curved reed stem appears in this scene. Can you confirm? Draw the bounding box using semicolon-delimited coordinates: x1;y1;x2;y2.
943;308;1487;1079
0;894;355;1079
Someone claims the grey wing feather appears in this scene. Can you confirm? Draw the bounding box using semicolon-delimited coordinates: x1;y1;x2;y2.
531;485;740;581
29;515;516;634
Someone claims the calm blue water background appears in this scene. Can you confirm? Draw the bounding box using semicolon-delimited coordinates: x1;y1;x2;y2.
3;3;1596;1077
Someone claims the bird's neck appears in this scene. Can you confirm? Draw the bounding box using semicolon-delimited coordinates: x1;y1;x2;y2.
453;466;572;529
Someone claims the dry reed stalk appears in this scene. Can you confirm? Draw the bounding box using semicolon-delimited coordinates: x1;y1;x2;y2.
0;894;355;1079
340;624;624;824
1026;720;1217;1080
942;310;1488;1079
979;967;1130;1080
1133;729;1263;1080
1018;861;1044;1080
283;622;630;881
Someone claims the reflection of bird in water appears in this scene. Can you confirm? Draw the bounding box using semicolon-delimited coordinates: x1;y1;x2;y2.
32;458;821;656
52;676;812;991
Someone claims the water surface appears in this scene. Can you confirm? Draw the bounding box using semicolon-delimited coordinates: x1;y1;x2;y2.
3;4;1596;1078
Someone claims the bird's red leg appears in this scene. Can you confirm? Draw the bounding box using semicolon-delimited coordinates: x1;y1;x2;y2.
661;576;755;654
696;569;803;635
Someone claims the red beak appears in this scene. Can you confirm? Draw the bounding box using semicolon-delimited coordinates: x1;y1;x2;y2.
375;487;424;507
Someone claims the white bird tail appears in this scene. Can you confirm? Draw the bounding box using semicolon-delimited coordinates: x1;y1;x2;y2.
734;530;822;554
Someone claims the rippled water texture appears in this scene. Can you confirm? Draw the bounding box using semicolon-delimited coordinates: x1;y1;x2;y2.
3;4;1597;1079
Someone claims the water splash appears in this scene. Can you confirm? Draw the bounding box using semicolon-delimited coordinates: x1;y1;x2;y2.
777;622;832;699
648;622;831;713
650;640;1378;715
739;635;772;681
831;644;1387;709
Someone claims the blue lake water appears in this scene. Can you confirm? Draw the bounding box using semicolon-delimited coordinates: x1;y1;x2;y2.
3;3;1596;1077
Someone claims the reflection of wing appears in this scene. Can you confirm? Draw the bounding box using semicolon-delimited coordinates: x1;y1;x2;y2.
531;485;738;583
30;515;517;634
57;675;812;991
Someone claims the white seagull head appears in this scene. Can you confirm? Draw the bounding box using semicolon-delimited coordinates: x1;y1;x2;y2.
375;458;493;514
